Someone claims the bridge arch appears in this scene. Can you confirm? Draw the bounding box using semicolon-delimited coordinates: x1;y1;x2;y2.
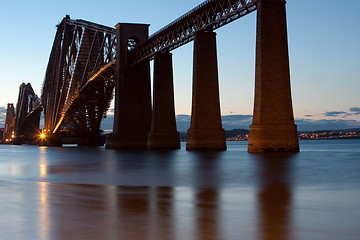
38;0;298;151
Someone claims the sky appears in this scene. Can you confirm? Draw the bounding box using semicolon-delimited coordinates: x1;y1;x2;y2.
0;0;359;131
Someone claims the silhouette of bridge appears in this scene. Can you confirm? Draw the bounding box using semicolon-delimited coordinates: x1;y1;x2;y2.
4;0;299;152
1;83;42;144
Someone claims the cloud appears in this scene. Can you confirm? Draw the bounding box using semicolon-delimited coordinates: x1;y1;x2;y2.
322;107;360;117
295;118;360;131
323;111;347;117
350;107;360;115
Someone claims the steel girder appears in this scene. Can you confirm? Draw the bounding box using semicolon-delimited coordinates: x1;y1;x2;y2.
41;16;116;136
60;76;115;137
130;0;257;63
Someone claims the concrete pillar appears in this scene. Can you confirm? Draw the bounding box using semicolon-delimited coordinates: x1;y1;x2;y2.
248;0;299;152
148;51;180;149
105;23;152;149
186;30;226;151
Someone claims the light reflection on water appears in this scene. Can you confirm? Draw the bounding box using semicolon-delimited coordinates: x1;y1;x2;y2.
0;140;360;240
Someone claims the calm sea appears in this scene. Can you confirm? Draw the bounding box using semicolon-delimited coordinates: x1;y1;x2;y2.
1;140;360;240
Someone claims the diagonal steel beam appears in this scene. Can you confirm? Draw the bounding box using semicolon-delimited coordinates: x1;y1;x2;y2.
42;16;116;135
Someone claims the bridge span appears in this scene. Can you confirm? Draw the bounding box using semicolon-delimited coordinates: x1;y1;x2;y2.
32;0;298;152
1;83;42;144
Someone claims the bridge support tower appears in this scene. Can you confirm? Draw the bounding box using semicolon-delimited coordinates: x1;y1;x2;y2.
106;23;152;149
148;51;180;149
186;30;226;151
248;0;299;152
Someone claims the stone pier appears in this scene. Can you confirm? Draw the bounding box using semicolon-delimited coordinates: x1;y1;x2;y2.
186;30;226;151
148;51;180;149
105;23;152;149
248;0;299;152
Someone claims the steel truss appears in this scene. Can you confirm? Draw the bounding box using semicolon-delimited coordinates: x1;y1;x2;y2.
15;83;41;136
41;16;116;135
1;104;15;143
41;1;258;137
130;0;257;63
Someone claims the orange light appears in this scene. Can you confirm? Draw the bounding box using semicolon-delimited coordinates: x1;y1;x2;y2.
40;133;45;139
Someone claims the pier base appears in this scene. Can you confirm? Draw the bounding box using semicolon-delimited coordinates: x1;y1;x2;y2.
248;124;299;152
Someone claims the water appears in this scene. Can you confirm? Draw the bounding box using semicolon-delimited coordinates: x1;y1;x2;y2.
0;140;360;240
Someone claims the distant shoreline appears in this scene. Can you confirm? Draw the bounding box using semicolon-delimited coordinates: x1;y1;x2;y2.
180;128;360;141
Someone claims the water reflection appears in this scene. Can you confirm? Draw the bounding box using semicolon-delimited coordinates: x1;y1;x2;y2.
2;142;360;239
253;153;297;240
39;147;48;177
191;151;223;240
31;149;299;239
33;184;218;240
38;182;50;240
195;188;219;240
29;150;227;239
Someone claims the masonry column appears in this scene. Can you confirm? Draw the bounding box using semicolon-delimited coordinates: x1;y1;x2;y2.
186;30;226;151
148;51;180;149
248;0;299;152
105;23;152;149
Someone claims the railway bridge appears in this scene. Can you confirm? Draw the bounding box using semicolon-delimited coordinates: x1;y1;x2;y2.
13;0;300;152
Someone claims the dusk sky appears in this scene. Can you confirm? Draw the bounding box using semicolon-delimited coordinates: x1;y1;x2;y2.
0;0;359;131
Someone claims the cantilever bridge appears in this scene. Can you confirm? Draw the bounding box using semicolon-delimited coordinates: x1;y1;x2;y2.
1;83;42;144
5;0;300;152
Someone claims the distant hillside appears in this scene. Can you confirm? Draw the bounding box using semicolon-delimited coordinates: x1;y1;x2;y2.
225;129;249;141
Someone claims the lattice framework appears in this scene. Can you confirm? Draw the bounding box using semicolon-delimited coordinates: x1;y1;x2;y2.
130;0;257;63
41;16;116;135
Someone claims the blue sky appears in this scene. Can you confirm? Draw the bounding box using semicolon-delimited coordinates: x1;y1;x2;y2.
0;0;359;131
